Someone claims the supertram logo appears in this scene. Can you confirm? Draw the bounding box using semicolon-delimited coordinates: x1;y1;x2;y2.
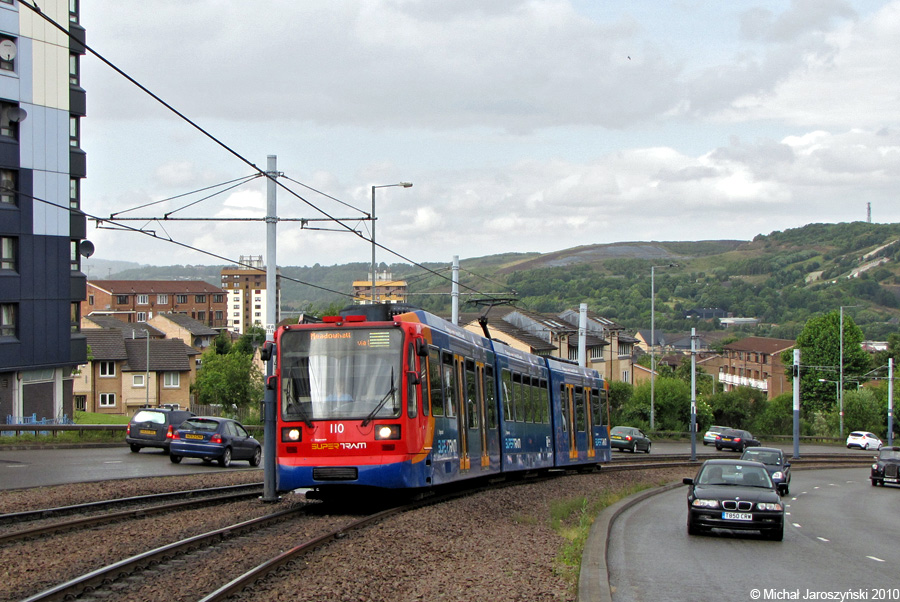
310;332;352;340
311;442;368;451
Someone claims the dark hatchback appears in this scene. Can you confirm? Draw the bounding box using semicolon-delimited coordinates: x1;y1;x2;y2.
684;459;785;540
715;429;760;452
610;426;651;453
125;408;196;453
169;417;262;467
741;446;791;495
871;446;900;487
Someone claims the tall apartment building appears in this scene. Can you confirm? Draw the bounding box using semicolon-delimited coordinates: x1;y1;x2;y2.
351;270;408;304
220;256;279;334
0;1;88;422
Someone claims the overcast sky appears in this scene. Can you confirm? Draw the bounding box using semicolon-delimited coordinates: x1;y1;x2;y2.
78;0;900;271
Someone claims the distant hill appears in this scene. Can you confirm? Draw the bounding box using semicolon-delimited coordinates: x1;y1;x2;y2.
84;222;900;339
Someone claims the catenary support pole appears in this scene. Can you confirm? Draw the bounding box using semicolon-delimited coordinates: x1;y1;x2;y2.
889;358;894;447
578;303;587;368
263;155;279;502
793;349;800;459
452;256;459;325
690;328;696;461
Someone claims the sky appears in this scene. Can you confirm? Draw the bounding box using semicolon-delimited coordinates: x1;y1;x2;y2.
77;0;900;271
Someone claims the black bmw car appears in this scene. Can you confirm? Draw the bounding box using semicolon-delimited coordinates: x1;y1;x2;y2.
683;459;785;540
871;446;900;487
740;446;791;495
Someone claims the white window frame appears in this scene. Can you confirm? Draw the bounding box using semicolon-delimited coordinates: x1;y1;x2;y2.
163;372;180;388
136;312;147;321
157;294;168;304
99;393;116;407
133;374;145;387
99;361;115;377
137;294;149;305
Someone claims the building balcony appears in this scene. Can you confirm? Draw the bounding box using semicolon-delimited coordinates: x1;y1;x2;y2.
718;372;768;392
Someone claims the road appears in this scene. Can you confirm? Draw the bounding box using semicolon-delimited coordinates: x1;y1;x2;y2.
608;467;900;602
0;446;260;490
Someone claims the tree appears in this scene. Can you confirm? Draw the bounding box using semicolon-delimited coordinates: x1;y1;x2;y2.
192;348;264;410
842;388;886;437
782;310;869;414
231;325;266;356
212;330;232;355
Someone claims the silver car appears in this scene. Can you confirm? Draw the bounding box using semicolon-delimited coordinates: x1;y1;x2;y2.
703;425;728;446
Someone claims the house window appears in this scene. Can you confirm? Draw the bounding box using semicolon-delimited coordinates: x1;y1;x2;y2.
69;0;78;22
0;303;15;337
213;294;224;303
197;311;205;322
1;169;15;204
70;302;80;332
136;312;146;321
215;311;223;321
137;294;149;305
74;395;86;412
0;37;15;72
99;393;116;407
99;361;115;377
157;294;168;304
164;372;180;388
69;177;79;209
232;312;239;317
133;374;145;387
195;294;206;303
1;236;15;270
116;295;129;305
88;295;94;305
0;102;22;139
176;294;187;304
69;115;79;147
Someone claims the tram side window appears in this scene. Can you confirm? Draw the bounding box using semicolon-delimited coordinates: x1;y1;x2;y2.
442;352;456;418
501;369;514;421
538;380;549;424
575;387;586;432
428;348;443;417
513;373;525;423
484;366;497;428
560;384;570;433
523;377;534;423
591;388;602;427
407;344;418;419
465;360;478;429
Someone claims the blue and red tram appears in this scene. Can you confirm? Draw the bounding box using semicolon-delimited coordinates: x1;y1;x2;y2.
272;306;610;495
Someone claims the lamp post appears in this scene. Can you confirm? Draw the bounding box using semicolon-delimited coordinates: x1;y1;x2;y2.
839;305;859;437
650;263;676;430
140;328;150;407
370;182;412;305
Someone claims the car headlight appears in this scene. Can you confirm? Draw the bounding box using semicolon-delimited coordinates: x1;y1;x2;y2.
772;471;784;480
756;502;783;511
691;499;720;509
872;464;881;471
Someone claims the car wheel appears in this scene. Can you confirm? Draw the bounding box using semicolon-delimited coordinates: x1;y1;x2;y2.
249;447;262;467
644;443;651;454
219;447;232;468
703;441;708;446
784;485;790;495
864;442;870;450
631;442;637;453
169;454;182;464
716;445;722;451
737;445;743;453
766;527;784;541
871;479;878;486
129;444;141;453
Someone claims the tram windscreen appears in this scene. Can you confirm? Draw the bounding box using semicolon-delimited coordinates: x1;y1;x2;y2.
279;328;403;421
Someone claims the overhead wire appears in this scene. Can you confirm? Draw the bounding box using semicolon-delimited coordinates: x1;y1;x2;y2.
19;1;510;302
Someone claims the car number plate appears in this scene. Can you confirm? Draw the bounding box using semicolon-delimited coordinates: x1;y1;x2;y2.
185;434;204;440
139;429;156;435
722;512;752;521
612;436;621;439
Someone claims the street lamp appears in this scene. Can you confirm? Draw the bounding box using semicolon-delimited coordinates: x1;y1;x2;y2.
650;263;676;430
140;328;150;408
370;182;412;305
839;305;859;437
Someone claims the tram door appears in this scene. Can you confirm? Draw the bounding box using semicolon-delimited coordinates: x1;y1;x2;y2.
562;384;577;460
584;386;596;459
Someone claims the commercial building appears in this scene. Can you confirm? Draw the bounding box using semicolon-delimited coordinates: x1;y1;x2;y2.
0;1;88;423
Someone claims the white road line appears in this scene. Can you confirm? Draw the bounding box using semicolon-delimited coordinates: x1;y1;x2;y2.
867;556;885;562
817;537;830;542
792;523;802;528
103;461;123;464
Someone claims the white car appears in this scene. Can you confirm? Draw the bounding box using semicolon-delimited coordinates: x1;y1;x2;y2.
846;431;883;450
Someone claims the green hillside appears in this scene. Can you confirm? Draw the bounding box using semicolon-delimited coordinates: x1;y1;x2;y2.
87;222;900;340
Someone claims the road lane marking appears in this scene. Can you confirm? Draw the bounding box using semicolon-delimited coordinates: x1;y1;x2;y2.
867;556;885;562
103;461;123;464
817;537;829;542
792;523;802;528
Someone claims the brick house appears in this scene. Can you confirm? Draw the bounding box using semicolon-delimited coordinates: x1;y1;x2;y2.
712;337;795;400
83;281;228;328
73;328;199;416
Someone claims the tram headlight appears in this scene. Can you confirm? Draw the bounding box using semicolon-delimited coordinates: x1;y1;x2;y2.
282;427;302;442
375;425;401;440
